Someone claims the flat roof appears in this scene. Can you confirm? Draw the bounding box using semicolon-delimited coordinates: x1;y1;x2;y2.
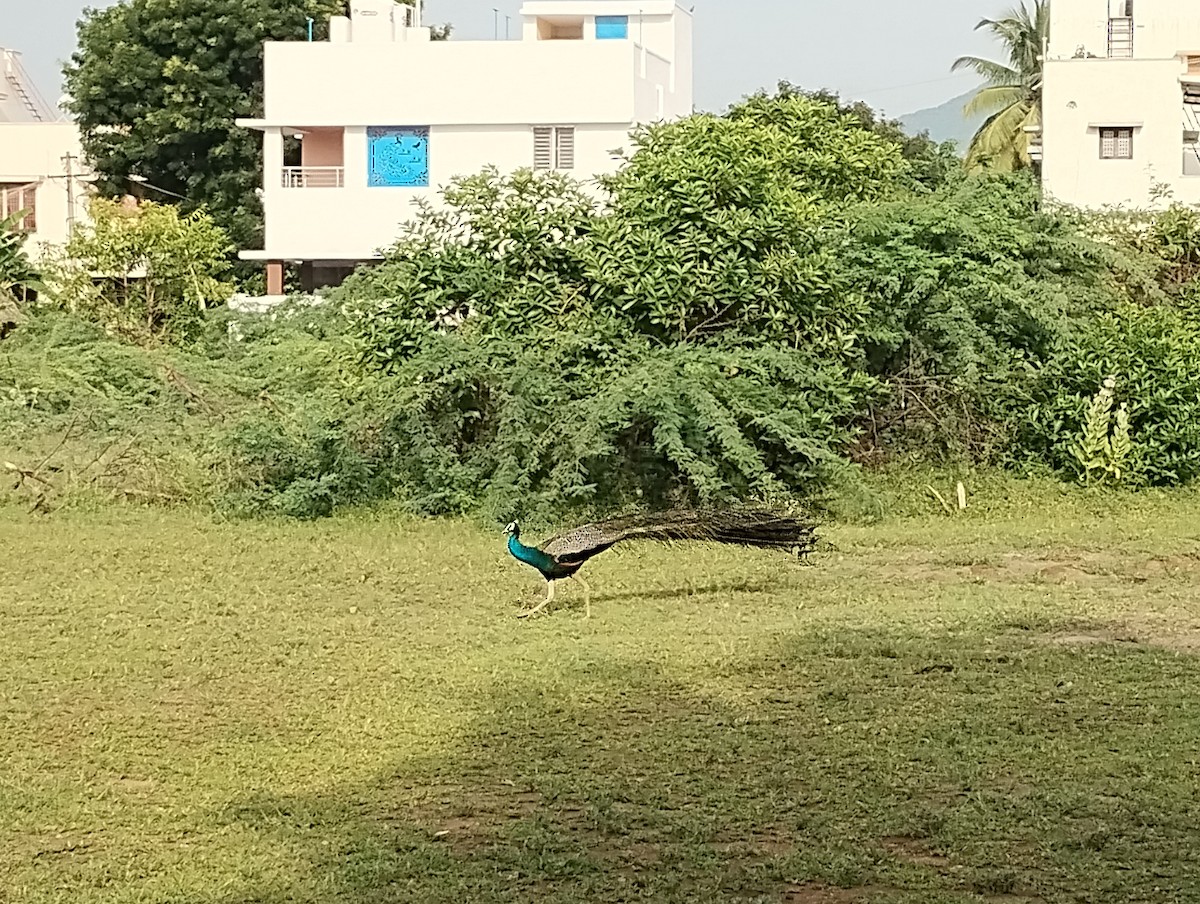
519;1;684;18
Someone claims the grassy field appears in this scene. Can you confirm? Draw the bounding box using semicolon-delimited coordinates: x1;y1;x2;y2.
3;491;1200;904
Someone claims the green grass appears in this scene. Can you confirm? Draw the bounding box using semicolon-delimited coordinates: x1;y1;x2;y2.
3;494;1200;903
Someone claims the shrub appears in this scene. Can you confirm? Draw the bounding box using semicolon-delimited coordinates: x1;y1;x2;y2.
46;198;234;345
1013;304;1200;486
338;167;599;368
833;173;1116;458
360;319;873;520
584;97;907;347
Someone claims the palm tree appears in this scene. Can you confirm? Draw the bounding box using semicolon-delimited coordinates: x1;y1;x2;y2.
952;1;1049;172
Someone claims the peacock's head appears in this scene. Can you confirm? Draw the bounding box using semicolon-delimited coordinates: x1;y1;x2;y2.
504;520;519;537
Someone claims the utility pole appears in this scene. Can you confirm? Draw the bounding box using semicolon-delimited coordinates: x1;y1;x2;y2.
61;152;77;238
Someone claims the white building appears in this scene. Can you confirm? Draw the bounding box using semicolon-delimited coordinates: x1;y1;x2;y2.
0;49;92;261
1041;0;1200;210
237;0;694;294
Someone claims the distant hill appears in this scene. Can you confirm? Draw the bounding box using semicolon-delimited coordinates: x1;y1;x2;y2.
899;90;988;151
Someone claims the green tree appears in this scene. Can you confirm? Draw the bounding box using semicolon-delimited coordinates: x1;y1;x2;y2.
746;81;961;189
588;95;909;346
952;0;1049;172
64;0;449;259
48;198;234;345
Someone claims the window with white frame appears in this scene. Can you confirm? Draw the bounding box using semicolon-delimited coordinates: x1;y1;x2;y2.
1099;127;1134;159
0;183;37;231
534;126;575;170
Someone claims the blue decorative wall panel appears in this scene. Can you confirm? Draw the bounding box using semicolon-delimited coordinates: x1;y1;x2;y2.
367;126;430;187
595;15;629;39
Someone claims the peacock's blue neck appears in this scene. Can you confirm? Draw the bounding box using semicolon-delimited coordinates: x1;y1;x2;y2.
508;533;556;573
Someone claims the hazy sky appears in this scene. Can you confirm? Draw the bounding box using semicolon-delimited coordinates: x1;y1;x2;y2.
7;0;1003;118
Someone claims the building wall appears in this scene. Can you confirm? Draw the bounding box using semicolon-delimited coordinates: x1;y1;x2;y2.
1042;0;1200;210
263;40;643;127
301;128;345;167
0;122;89;259
245;1;693;276
1050;0;1200;60
672;9;694;115
263;122;623;261
1043;59;1200;209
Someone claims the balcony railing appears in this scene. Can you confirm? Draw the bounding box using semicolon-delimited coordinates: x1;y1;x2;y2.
281;166;345;188
1107;17;1133;59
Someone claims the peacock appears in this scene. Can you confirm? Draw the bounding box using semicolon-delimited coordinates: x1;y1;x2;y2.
504;507;818;618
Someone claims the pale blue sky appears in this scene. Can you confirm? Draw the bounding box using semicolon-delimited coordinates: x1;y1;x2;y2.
7;0;1002;118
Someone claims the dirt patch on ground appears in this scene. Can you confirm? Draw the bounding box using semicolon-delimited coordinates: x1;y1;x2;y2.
1045;618;1200;653
709;826;796;859
22;832;102;861
881;835;950;869
408;785;551;853
783;883;903;903
877;548;1200;588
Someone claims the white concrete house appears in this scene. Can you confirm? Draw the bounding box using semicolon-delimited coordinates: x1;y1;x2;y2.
1041;0;1200;210
0;48;91;261
237;0;694;294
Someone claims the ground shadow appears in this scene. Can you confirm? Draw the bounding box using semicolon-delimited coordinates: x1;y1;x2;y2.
216;631;1200;904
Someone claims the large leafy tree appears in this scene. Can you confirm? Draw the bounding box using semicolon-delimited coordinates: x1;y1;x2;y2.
744;82;961;190
952;0;1049;172
64;0;446;254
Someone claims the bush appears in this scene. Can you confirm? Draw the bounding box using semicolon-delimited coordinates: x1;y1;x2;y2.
360;319;873;520
832;173;1117;459
338;167;599;367
45;198;234;345
1013;304;1200;486
583;96;907;347
1;212;42;305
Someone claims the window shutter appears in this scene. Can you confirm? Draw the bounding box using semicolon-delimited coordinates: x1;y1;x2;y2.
534;127;554;169
1116;129;1132;158
1100;129;1116;158
555;127;575;169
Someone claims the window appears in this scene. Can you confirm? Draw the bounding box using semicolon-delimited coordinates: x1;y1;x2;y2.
367;126;430;187
534;126;575;170
536;17;583;40
0;183;37;231
595;15;628;39
1099;127;1134;159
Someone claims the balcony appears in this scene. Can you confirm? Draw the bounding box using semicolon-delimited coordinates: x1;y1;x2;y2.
281;166;344;188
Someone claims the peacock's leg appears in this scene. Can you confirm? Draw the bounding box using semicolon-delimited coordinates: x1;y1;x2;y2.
571;575;592;618
517;579;555;618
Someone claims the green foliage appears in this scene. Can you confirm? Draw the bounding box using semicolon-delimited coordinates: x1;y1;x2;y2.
1084;202;1200;303
221;412;381;520
330;95;916;516
0;212;42;322
340;167;600;365
46;199;234;345
64;0;346;251
830;173;1114;458
359;320;872;520
1069;377;1133;486
844;174;1104;377
746;82;963;189
585;98;907;346
1015;305;1200;486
